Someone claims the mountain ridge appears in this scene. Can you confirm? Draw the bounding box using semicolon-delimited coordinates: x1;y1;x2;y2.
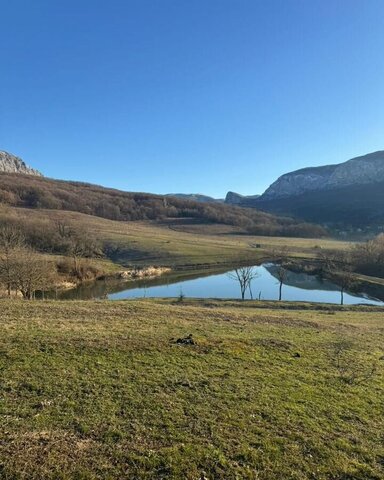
245;150;384;229
261;151;384;200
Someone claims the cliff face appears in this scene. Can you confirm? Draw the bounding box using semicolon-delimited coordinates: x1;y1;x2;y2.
0;151;42;176
261;151;384;200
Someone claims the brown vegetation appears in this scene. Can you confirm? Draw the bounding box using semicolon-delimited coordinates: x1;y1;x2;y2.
0;221;105;298
0;226;56;298
0;172;327;237
351;233;384;277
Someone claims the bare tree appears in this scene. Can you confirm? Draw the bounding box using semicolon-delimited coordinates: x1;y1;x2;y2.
317;250;356;305
68;234;102;278
269;247;290;301
337;270;356;306
12;249;56;299
228;267;259;300
276;265;288;301
0;225;25;296
55;218;72;239
55;222;103;278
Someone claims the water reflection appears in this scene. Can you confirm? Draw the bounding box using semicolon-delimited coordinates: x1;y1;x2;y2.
53;263;384;306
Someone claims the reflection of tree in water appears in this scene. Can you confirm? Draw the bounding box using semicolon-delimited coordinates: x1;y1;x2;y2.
46;262;384;304
264;263;338;292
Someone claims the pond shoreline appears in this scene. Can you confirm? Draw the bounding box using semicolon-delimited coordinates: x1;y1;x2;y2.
47;261;384;305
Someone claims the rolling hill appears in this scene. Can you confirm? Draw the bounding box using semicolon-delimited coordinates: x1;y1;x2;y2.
0;166;326;238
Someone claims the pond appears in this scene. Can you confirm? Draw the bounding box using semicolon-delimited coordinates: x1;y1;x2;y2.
54;263;384;305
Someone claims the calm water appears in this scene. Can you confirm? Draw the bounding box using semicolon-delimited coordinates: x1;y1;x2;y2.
58;263;384;305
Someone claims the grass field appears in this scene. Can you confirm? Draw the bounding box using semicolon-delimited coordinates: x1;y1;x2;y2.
9;207;351;268
1;299;383;479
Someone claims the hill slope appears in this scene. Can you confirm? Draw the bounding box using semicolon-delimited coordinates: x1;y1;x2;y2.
0;207;344;267
0;172;326;237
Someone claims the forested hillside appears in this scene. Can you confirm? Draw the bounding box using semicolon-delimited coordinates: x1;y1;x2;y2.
0;173;326;238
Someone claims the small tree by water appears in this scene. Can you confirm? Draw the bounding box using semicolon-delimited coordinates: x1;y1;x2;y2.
228;267;259;300
276;265;288;301
317;250;357;305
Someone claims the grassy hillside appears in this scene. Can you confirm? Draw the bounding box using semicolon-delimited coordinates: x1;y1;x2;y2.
0;172;326;238
0;299;383;479
1;207;349;268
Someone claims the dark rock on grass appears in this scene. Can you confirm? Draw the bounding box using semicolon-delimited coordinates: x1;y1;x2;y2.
175;334;195;345
292;352;301;358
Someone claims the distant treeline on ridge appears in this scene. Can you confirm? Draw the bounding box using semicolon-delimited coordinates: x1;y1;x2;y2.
0;173;326;238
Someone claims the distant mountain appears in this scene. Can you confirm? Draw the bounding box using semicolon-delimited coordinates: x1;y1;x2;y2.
165;193;223;203
261;151;384;200
251;151;384;228
225;191;260;205
166;191;262;205
0;151;42;176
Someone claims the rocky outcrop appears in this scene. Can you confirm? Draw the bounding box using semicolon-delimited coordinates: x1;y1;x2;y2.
0;151;42;176
225;191;260;205
261;151;384;200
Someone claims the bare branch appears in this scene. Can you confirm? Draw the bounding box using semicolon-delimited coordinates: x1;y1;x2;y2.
228;266;259;300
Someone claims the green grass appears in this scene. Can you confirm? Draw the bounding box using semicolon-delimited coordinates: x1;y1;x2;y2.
1;299;383;479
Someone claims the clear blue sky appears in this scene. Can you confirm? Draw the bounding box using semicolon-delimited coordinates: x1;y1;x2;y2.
1;0;384;197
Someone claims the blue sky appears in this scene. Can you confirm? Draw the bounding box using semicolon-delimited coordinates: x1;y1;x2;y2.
1;0;384;197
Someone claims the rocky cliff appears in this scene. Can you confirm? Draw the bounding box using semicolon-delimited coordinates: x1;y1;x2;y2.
0;151;42;176
261;151;384;200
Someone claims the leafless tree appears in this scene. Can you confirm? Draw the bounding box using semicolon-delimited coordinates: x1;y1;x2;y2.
228;266;259;300
268;247;290;301
55;219;72;239
0;225;25;296
337;270;356;306
67;233;102;278
12;249;56;299
55;221;103;278
276;265;288;301
317;250;356;305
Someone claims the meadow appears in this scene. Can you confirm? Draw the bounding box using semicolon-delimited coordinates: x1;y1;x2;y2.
4;207;350;268
1;299;383;479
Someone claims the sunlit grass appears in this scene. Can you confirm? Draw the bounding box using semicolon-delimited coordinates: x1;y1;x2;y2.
1;299;383;479
10;207;350;268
